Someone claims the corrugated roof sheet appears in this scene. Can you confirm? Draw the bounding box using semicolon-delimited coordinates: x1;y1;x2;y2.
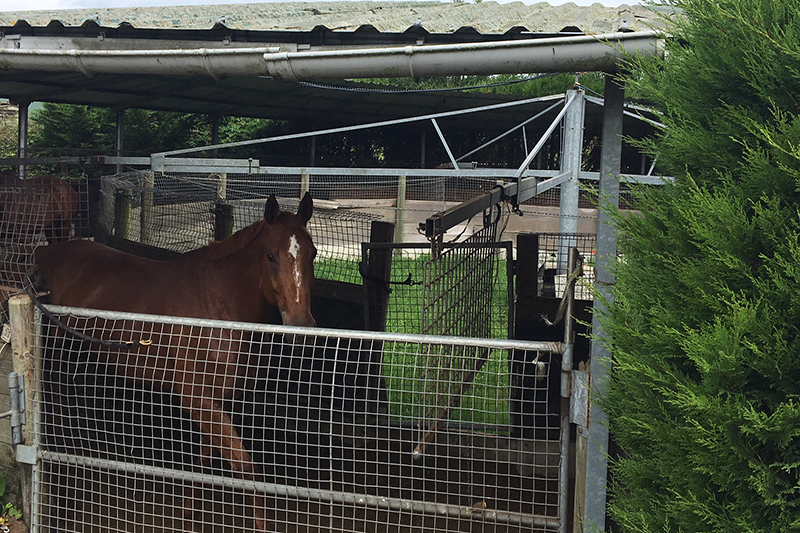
0;1;666;36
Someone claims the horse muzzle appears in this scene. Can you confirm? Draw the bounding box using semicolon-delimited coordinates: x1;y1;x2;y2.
281;312;316;328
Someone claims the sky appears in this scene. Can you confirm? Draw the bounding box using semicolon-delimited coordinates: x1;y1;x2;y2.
2;0;632;14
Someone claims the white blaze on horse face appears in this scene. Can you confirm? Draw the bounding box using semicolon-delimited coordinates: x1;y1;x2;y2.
288;234;302;304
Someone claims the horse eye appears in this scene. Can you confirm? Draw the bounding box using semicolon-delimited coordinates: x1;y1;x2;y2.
267;252;276;263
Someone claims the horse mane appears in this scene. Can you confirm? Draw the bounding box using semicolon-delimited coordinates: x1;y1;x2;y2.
203;219;266;262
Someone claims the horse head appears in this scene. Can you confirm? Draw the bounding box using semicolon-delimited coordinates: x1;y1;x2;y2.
261;192;317;327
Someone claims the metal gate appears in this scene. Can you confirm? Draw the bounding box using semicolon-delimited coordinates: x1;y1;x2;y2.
13;303;567;533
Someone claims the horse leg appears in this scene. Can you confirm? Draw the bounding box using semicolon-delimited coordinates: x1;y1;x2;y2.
178;394;272;532
181;435;214;530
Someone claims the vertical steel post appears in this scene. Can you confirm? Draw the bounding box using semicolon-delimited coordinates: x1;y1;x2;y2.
583;74;624;532
115;109;125;174
558;89;585;272
17;100;29;180
210;114;220;159
558;247;578;533
394;175;406;244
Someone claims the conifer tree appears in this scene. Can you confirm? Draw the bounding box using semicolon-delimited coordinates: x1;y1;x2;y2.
603;0;800;531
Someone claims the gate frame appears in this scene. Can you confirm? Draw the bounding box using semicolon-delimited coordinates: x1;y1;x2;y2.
11;301;572;532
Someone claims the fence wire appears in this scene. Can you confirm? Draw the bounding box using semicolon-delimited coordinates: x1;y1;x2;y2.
0;175;89;290
33;306;563;533
532;233;597;301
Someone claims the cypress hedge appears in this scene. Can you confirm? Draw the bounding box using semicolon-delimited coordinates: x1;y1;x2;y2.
603;0;800;531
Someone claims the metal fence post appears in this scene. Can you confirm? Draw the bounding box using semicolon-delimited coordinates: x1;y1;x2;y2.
558;247;578;533
394;175;406;244
558;89;585;272
583;73;625;533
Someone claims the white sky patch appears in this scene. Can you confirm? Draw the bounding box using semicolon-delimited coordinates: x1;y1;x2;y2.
288;234;302;304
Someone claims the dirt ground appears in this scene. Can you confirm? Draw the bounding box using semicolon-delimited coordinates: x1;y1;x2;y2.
1;516;27;533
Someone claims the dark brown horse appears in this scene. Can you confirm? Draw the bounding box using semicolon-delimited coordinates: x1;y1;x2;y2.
0;173;79;243
35;193;316;531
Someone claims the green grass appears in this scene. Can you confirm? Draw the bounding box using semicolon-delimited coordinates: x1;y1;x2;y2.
315;254;512;430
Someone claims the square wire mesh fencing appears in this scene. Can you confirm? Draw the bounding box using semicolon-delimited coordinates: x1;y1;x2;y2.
0;175;89;289
532;233;597;301
33;306;564;533
97;171;381;285
361;240;512;339
422;222;510;339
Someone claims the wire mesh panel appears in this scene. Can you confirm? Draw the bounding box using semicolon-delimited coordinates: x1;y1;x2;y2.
97;171;380;285
33;306;564;533
0;174;88;290
532;233;596;301
422;221;507;339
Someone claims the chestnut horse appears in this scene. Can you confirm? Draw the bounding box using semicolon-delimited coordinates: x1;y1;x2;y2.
0;172;79;243
34;193;316;531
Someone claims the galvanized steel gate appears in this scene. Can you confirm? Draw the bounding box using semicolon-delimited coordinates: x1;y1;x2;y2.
15;303;569;533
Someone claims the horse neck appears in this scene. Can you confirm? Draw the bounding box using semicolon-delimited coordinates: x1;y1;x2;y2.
183;222;273;322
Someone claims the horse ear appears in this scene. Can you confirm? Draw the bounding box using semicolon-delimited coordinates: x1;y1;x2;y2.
297;192;313;226
264;194;280;224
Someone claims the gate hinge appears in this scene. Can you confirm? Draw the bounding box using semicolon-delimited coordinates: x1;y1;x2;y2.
2;372;26;447
16;445;36;465
570;369;590;432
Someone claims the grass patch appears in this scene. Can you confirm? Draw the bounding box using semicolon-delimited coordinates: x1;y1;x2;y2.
315;254;512;430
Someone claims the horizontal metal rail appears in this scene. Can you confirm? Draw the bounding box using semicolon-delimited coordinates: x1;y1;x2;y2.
40;305;563;354
41;450;560;530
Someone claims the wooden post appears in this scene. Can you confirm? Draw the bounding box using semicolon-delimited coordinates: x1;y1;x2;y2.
515;233;540;300
214;203;235;241
140;171;154;245
114;187;132;240
216;172;227;201
393;175;406;245
9;295;35;528
300;173;310;198
364;221;395;332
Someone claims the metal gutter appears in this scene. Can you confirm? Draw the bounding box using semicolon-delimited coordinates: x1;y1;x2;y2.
0;31;662;79
263;31;663;80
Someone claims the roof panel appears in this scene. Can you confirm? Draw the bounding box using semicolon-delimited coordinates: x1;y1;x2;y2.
1;1;663;36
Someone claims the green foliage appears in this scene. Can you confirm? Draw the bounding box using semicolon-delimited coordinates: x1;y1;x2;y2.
0;110;16;172
28;104;226;156
0;477;22;521
603;0;800;531
354;72;605;97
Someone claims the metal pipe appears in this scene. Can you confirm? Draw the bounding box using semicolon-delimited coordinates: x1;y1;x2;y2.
515;92;576;177
558;89;585;262
115;108;125;174
558;247;579;533
458;101;561;162
431;118;459;170
263;32;663;81
42;304;563;354
0;32;662;81
16;100;28;180
41;450;560;530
